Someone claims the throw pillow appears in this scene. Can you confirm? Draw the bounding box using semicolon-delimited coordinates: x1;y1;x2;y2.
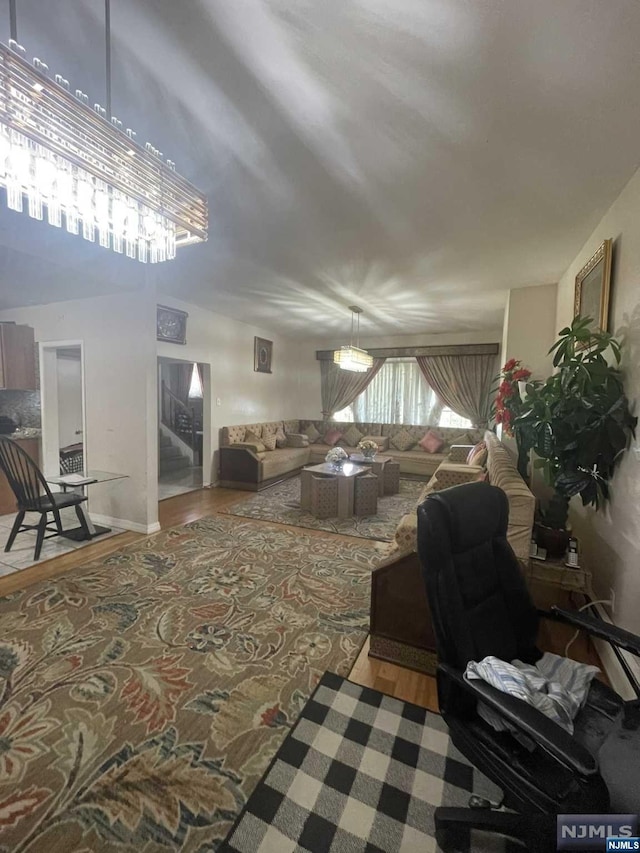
418;429;445;454
467;441;488;467
286;434;309;448
449;431;473;446
275;429;287;448
303;424;321;443
244;430;266;453
343;425;364;447
323;428;343;447
262;434;277;451
390;428;415;452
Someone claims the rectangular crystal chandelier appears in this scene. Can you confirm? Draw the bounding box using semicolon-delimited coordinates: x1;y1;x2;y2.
333;345;373;372
333;306;374;372
0;41;208;263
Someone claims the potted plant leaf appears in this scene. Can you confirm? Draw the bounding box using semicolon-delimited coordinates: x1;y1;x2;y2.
516;316;637;557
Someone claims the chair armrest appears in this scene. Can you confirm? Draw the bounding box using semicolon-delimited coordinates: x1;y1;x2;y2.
545;607;640;657
438;663;598;777
447;445;474;463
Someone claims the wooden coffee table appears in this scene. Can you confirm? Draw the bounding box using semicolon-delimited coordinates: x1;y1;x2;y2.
300;462;371;519
348;454;395;496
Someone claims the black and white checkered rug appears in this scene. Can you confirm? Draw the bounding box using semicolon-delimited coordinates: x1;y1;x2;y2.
220;671;513;852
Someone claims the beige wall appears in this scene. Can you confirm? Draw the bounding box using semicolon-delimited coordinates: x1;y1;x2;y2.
502;284;558;380
555;166;640;634
0;291;159;533
156;296;319;482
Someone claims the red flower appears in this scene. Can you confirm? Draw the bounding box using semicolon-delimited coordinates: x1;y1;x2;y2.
512;368;531;381
503;358;518;372
499;381;513;397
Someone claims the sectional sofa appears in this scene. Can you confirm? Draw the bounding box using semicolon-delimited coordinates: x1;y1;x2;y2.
369;430;536;673
218;419;484;490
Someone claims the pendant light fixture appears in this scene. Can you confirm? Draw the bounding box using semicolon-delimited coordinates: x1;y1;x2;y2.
0;0;208;262
333;306;373;372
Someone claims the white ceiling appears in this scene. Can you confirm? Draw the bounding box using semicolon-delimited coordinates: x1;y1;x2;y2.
0;0;639;339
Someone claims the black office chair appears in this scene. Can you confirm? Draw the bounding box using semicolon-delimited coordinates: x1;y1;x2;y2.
417;481;640;852
0;437;91;560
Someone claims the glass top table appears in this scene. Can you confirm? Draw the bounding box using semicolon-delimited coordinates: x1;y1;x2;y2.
46;470;128;488
45;470;128;541
303;462;370;479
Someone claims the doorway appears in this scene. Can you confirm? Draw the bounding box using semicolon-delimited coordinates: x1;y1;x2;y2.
157;357;206;500
40;342;86;477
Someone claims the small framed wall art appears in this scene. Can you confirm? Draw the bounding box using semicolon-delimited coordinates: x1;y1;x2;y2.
254;337;273;373
157;305;188;345
574;238;613;333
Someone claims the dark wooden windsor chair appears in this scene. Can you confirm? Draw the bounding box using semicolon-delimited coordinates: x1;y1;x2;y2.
0;437;90;560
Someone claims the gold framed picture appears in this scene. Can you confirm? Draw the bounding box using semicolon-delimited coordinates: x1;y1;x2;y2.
574;238;613;332
254;337;273;373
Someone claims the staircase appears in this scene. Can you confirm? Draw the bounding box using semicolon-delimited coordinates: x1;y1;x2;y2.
159;432;191;476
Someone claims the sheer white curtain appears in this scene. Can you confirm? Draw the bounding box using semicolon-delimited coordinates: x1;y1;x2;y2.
351;359;443;424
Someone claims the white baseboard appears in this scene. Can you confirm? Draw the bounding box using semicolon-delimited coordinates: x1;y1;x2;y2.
91;514;161;535
591;603;640;700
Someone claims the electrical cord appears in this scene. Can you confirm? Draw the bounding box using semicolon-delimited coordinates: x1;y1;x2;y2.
564;599;613;658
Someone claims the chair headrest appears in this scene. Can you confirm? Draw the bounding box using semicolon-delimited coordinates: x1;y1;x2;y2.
425;481;508;553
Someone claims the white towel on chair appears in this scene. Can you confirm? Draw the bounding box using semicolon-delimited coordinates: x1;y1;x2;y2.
465;652;599;734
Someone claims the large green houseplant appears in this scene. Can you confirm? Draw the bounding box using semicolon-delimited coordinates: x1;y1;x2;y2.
516;316;636;554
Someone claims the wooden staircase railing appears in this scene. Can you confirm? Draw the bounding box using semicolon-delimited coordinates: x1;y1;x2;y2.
160;381;197;451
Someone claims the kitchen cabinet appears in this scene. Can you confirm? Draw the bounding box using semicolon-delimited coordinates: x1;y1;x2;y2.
0;438;40;515
0;323;36;390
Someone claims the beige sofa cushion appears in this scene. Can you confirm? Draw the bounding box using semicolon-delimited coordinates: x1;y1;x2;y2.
223;425;246;445
431;462;484;490
303;424;321;443
262;434;277;451
287;433;310;448
343;425;364;447
245;430;266;452
261;447;310;480
485;431;535;562
390;428;415;451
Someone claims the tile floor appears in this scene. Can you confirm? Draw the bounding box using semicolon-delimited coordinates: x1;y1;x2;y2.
158;466;204;500
0;508;124;575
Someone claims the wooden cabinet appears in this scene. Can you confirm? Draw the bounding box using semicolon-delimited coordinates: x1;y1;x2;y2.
0;324;36;390
0;438;40;515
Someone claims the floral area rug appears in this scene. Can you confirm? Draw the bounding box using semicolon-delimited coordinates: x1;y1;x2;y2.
221;476;424;541
0;515;378;852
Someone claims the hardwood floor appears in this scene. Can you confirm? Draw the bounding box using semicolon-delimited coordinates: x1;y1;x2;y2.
0;485;605;714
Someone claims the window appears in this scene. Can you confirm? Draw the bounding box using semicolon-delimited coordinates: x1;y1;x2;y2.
334;359;473;428
188;363;203;399
335;359;440;424
438;408;472;429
